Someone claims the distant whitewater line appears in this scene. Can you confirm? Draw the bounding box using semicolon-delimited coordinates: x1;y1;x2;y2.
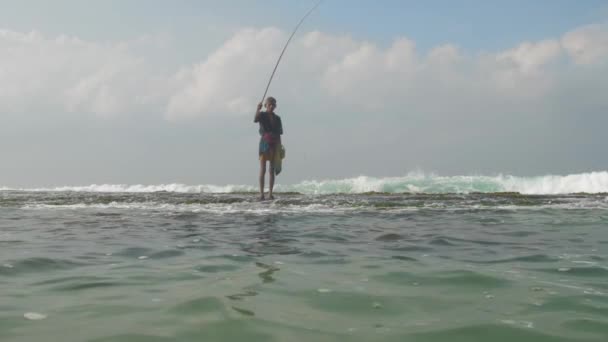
2;171;607;195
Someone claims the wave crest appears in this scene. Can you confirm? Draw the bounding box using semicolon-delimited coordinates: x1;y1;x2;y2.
2;171;607;195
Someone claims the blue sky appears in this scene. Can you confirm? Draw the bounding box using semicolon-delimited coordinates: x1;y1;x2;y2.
2;0;606;50
0;1;607;186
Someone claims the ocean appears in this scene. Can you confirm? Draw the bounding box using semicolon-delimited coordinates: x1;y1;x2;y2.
1;172;608;341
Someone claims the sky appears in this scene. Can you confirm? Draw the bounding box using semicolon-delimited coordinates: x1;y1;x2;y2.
0;0;607;187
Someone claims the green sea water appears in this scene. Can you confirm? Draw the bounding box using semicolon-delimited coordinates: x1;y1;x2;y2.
1;191;608;341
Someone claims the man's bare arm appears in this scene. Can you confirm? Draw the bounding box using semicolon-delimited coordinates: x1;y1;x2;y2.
254;102;263;123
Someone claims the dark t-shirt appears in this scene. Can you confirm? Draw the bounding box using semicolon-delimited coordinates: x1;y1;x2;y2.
258;112;283;136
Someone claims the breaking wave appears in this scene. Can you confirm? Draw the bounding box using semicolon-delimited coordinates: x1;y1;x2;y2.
1;171;607;195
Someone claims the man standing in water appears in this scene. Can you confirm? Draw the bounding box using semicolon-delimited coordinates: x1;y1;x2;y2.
254;97;283;200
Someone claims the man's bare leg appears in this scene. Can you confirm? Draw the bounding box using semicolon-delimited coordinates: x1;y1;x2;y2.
259;159;266;200
269;165;275;200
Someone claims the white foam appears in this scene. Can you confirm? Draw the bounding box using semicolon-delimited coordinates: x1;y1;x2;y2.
1;183;256;193
500;320;534;329
498;171;608;194
3;171;608;195
25;200;600;213
21;202;364;214
24;312;47;320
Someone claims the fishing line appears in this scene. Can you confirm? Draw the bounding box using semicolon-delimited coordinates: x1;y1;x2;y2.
260;0;323;104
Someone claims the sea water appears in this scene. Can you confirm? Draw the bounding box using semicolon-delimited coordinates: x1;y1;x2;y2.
1;172;608;341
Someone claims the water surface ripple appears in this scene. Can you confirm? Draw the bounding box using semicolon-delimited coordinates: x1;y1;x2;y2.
1;191;607;341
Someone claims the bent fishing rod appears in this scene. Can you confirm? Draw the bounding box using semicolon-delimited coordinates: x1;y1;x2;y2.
260;0;323;104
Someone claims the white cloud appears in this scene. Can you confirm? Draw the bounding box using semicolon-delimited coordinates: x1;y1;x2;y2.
165;27;285;120
562;24;608;65
0;29;167;116
427;44;462;66
0;23;606;121
165;23;607;119
495;39;562;74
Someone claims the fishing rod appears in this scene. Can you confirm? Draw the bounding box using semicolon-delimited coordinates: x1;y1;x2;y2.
259;0;323;105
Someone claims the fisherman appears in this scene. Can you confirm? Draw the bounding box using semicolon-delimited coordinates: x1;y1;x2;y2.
254;97;283;200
